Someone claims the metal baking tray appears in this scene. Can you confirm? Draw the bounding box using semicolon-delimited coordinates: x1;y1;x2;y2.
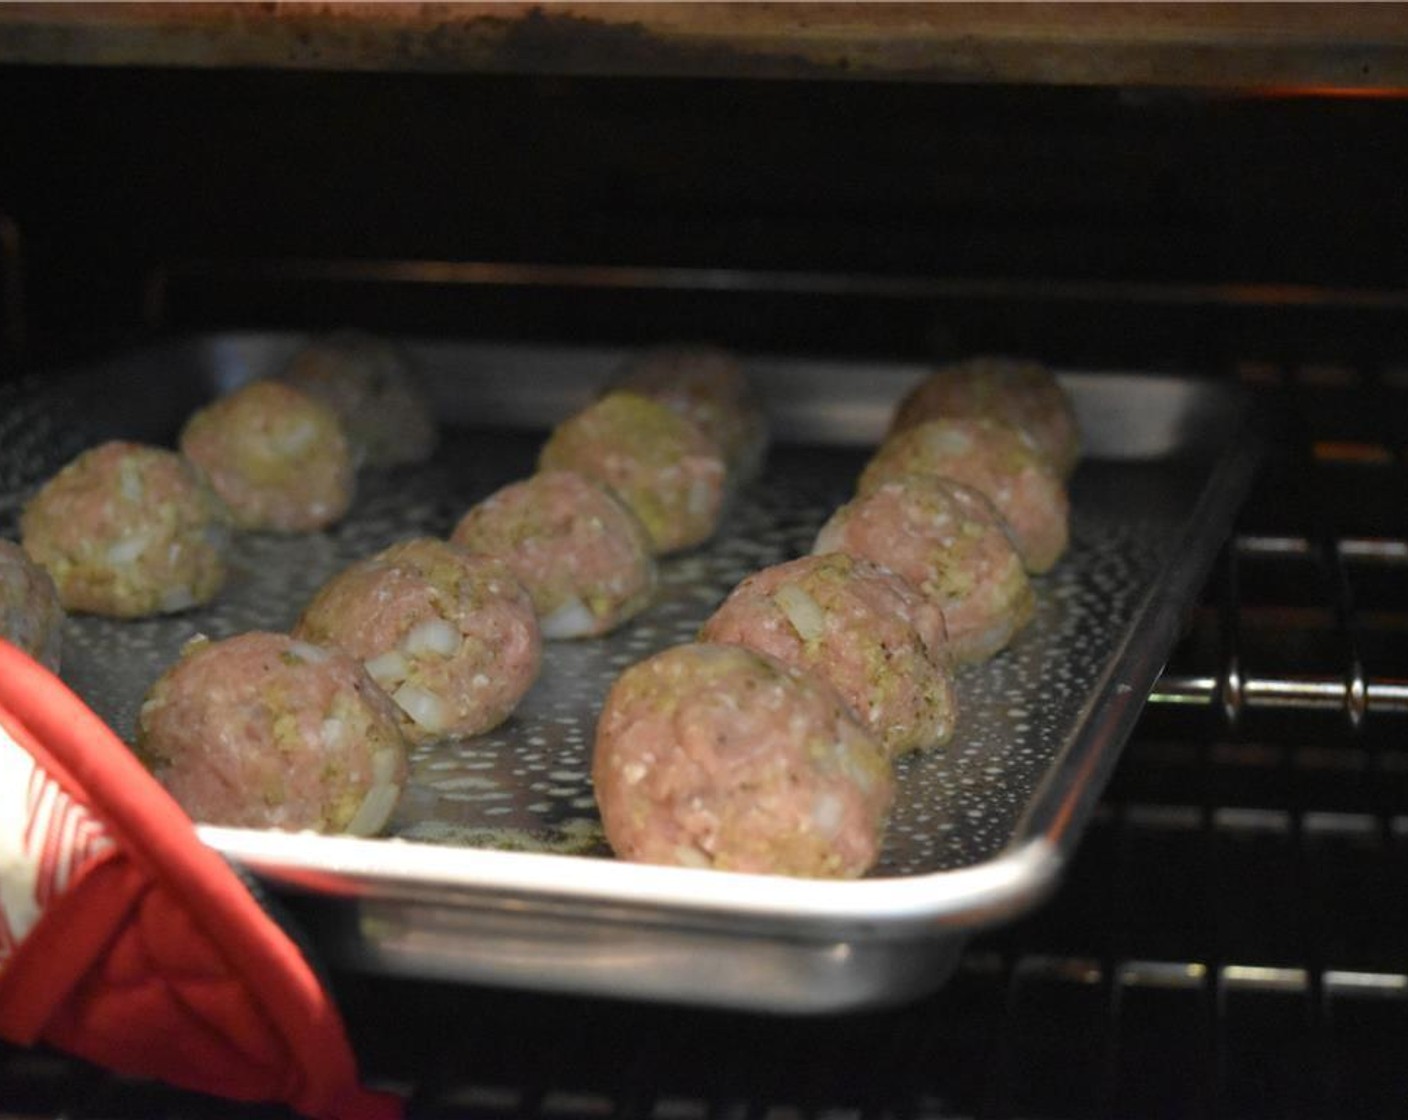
0;333;1261;1012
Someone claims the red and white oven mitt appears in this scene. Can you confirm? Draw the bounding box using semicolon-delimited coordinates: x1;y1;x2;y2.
0;638;402;1120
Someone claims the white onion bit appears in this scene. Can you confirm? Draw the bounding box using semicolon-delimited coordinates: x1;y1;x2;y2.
274;418;317;455
365;650;410;687
320;718;348;749
392;683;451;732
106;532;153;566
929;427;975;455
673;844;711;869
344;782;401;837
773;583;827;643
372;749;402;785
540;597;597;640
811;792;845;838
403;618;460;657
287;640;331;664
118;460;144;503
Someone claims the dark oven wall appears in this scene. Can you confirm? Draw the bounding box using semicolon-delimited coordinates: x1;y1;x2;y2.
2;67;1408;375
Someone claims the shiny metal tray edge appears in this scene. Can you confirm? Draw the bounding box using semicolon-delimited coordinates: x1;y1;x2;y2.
8;333;1262;1012
199;422;1259;1014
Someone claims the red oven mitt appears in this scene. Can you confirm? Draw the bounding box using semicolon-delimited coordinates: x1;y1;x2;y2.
0;638;402;1120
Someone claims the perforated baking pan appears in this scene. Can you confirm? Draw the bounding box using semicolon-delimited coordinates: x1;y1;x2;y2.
0;333;1261;1012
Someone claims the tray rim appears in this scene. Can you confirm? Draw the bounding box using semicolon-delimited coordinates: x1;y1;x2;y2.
188;371;1262;944
10;336;1264;1007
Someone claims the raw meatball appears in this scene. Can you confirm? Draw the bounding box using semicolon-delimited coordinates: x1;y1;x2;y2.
889;356;1080;478
20;441;231;619
860;417;1069;573
593;642;893;878
180;379;355;533
281;330;438;467
0;539;64;670
450;470;656;639
608;344;769;483
293;537;541;744
814;474;1035;664
137;631;409;836
699;552;956;759
538;392;727;555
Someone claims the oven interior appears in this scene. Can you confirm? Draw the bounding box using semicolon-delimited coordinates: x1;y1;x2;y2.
3;52;1408;1119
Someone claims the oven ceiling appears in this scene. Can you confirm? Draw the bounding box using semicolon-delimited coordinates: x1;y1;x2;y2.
0;2;1407;89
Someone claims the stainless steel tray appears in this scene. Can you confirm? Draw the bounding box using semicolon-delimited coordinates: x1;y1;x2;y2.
0;333;1261;1012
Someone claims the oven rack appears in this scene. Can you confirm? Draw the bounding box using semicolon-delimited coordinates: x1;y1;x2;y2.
1152;533;1408;727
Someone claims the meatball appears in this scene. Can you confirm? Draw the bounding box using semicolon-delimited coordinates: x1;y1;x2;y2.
814;474;1035;664
280;330;438;468
0;539;64;670
137;631;409;836
20;441;231;619
889;356;1081;478
450;470;656;640
593;642;893;878
293;537;541;744
860;417;1070;573
699;553;956;759
538;392;727;555
180;379;355;533
608;344;769;483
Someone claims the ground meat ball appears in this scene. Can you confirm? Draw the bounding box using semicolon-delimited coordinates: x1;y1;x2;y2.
450;470;656;639
0;539;64;670
20;441;231;619
538;392;727;555
293;537;541;744
137;632;409;836
699;553;956;759
607;345;769;483
280;330;438;467
593;642;893;878
180;379;355;533
814;474;1035;664
889;356;1081;479
860;417;1070;573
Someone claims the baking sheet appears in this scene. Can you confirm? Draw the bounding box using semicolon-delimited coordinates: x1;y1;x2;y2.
0;334;1261;1011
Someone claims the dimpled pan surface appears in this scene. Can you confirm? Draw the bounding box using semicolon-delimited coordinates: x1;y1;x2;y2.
0;334;1260;1011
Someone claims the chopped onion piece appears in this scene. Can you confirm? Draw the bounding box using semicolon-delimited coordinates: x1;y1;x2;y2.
392;682;450;733
287;640;331;664
540;597;597;640
811;792;845;837
118;459;144;503
320;717;348;749
364;650;410;687
773;583;826;643
403;618;460;657
106;532;153;565
274;418;317;455
371;748;402;785
929;426;975;455
344;782;401;837
673;844;711;869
